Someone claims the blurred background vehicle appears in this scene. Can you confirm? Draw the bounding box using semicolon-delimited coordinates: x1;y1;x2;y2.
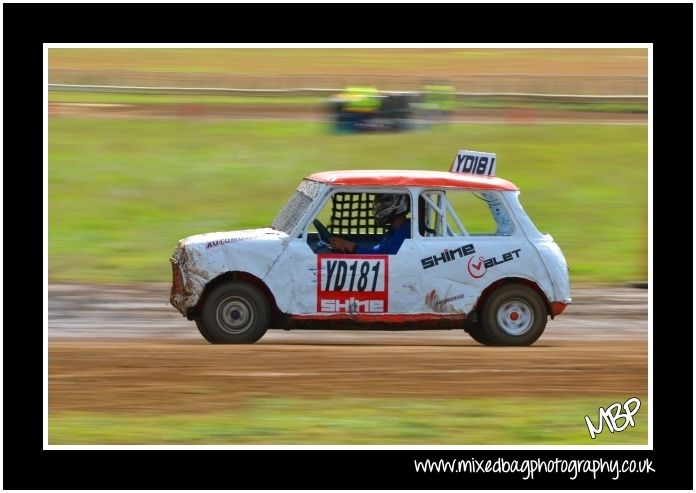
418;82;456;123
329;86;418;132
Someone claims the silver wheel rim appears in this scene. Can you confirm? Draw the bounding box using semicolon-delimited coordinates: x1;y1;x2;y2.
216;296;254;334
496;297;534;336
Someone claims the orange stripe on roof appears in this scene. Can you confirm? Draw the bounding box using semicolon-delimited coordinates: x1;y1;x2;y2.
307;169;518;191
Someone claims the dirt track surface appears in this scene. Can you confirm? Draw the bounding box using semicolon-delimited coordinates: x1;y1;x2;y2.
48;285;648;413
50;340;646;413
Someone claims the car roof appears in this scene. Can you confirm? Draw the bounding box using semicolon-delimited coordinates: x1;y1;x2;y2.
307;169;518;191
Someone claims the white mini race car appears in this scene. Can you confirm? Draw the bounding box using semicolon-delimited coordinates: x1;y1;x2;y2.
170;150;571;345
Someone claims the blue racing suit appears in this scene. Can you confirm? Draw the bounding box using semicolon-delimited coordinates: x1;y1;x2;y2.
354;219;410;255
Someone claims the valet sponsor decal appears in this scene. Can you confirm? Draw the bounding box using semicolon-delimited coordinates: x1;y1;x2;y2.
468;249;522;278
317;254;388;313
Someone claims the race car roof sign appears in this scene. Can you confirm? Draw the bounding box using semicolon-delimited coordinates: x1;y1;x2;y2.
450;150;497;177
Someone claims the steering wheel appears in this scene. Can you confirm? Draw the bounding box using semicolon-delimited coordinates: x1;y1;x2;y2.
313;219;332;245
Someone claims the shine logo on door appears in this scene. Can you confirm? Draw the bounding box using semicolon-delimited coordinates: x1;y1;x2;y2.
317;254;388;313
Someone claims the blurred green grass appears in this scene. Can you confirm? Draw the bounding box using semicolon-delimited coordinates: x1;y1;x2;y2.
49;396;648;445
48;118;647;283
48;91;647;113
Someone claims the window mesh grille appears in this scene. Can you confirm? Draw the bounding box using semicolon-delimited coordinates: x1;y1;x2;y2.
328;193;385;235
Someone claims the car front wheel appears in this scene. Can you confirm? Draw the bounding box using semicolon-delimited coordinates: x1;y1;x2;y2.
199;281;270;344
479;284;547;346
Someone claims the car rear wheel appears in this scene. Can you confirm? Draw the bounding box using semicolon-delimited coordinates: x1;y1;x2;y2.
465;322;493;345
480;285;547;346
199;281;270;344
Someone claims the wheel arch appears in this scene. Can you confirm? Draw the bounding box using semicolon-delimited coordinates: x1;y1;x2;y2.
472;277;552;320
187;271;281;322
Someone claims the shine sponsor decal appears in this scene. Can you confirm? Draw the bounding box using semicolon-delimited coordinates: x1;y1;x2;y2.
317;254;388;313
420;243;475;270
468;249;522;278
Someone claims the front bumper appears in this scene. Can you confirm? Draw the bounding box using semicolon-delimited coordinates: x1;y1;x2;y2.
169;256;189;316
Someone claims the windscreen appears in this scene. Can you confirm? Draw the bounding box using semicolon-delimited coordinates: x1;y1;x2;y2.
271;179;325;234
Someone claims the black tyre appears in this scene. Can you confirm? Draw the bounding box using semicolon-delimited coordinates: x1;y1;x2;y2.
194;318;216;343
465;322;493;345
199;281;270;344
480;285;547;346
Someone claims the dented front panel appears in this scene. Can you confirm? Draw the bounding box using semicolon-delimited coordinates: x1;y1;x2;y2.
169;228;287;316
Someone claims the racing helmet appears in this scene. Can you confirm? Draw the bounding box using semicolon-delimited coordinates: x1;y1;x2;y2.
373;194;409;226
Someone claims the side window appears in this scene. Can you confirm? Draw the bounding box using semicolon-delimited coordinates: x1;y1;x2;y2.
418;191;467;237
419;190;515;237
307;190;412;254
449;190;514;236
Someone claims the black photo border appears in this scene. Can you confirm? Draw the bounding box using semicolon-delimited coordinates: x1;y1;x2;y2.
5;2;692;490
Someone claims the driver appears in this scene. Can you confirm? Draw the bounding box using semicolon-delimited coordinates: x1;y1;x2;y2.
329;194;410;254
